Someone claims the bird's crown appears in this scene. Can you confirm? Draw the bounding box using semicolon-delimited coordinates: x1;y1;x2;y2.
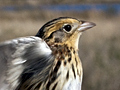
36;17;96;49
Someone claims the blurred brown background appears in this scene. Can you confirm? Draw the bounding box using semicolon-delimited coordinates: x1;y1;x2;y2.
0;0;120;90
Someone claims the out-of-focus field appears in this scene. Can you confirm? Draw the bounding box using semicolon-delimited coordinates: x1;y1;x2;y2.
0;3;120;90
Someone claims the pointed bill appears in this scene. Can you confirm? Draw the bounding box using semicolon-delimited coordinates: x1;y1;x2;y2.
78;21;96;32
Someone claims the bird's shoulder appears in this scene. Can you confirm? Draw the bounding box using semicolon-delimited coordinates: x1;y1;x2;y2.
0;36;52;60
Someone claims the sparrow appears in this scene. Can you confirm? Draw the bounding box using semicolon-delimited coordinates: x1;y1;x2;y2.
0;17;96;90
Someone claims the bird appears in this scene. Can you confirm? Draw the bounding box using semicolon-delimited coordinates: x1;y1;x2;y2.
0;17;96;90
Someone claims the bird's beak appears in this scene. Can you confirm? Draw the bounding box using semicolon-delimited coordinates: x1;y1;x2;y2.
78;21;96;32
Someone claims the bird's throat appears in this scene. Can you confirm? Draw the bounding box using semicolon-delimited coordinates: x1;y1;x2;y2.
46;43;83;89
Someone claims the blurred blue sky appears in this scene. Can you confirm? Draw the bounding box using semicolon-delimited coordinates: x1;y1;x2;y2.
0;4;120;14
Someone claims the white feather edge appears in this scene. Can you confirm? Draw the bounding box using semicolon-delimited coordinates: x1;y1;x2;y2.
4;36;52;89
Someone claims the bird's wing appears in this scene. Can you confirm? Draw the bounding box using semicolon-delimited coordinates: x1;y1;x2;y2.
0;36;54;90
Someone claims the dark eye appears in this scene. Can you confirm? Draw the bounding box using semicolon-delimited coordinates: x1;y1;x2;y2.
63;25;72;32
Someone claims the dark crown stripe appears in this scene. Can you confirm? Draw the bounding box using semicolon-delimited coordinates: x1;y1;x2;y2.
35;17;78;38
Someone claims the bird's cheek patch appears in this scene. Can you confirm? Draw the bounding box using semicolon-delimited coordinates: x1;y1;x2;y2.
53;31;66;43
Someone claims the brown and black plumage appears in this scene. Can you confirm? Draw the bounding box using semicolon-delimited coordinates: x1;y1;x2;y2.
0;17;96;90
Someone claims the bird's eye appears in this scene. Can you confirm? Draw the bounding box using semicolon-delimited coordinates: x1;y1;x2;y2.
63;25;72;32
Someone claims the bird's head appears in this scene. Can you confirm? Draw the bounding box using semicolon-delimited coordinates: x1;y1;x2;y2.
36;17;96;49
